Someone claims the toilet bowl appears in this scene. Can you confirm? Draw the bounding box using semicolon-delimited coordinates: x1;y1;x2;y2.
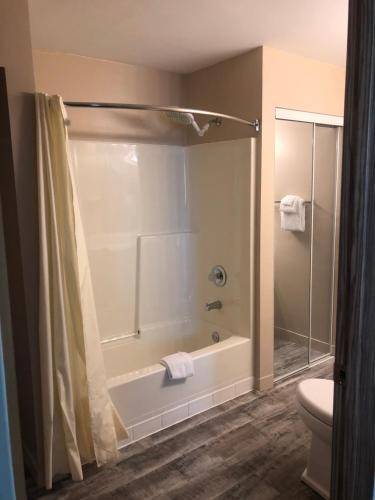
296;378;334;499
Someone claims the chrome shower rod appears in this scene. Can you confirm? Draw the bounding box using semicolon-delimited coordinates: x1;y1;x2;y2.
63;101;260;132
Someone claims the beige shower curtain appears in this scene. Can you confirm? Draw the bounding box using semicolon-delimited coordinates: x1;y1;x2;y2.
36;94;127;489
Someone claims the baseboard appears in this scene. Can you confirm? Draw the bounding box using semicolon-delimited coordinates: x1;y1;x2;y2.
310;338;330;355
276;327;331;357
255;373;274;391
119;376;255;448
301;468;330;499
275;327;308;346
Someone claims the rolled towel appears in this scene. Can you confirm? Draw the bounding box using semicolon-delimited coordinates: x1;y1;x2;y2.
280;195;305;232
160;352;194;380
280;194;299;213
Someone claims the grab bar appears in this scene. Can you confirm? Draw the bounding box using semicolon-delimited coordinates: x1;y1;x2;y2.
275;200;312;204
100;330;140;345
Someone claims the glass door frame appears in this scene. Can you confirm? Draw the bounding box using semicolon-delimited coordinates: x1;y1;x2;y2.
274;108;344;381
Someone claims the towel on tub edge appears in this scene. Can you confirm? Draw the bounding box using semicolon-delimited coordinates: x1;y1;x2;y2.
160;352;194;380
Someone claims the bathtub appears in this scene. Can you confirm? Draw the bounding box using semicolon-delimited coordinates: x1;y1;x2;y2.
104;327;253;446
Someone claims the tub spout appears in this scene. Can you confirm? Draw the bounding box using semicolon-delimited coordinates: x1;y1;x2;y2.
205;300;222;311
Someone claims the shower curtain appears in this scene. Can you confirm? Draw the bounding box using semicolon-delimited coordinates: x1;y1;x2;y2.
36;94;127;489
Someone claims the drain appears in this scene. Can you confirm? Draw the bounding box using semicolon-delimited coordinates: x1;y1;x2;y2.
212;331;220;343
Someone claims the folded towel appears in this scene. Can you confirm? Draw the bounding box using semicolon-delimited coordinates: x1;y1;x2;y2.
280;195;305;232
160;352;194;380
279;195;299;213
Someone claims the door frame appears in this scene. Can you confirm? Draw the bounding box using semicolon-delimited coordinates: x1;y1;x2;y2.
0;212;19;500
331;0;375;498
275;108;344;127
0;66;27;500
273;108;343;381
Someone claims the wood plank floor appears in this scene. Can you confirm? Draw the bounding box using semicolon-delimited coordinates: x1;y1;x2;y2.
29;359;333;500
273;335;326;379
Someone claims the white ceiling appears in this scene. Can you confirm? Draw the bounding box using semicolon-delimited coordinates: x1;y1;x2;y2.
28;0;348;74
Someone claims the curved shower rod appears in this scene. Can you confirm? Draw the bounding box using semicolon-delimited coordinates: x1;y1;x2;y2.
63;101;260;132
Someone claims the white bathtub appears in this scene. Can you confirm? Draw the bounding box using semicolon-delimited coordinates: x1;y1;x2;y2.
105;329;253;445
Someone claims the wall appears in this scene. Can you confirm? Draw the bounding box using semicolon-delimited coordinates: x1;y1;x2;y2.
70;140;193;350
259;46;346;388
33;51;187;144
33;48;263;146
0;0;42;488
186;48;262;144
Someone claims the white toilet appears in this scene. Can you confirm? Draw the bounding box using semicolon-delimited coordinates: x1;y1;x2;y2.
296;378;334;499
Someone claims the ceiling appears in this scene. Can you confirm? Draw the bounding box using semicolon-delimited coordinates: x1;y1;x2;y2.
28;0;348;74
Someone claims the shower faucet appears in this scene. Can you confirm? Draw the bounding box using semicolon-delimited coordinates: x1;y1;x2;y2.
205;300;222;311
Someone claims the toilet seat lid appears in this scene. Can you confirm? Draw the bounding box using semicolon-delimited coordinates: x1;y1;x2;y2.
297;379;334;426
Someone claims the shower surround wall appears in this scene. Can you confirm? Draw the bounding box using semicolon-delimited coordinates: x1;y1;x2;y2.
70;141;193;352
70;138;253;352
71;137;254;440
187;140;252;342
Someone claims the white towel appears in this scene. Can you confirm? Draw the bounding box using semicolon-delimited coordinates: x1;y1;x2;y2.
280;195;305;232
160;352;194;380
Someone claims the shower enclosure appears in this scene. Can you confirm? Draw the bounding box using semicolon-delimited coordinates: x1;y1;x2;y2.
68;102;258;444
273;109;343;379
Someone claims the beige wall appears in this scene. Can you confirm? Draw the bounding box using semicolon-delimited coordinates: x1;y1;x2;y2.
33;50;187;144
33;49;263;145
186;48;262;144
0;0;41;489
258;46;345;388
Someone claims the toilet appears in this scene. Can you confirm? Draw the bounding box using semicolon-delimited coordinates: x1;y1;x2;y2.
296;378;334;499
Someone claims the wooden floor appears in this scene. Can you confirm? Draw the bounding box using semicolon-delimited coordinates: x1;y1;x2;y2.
29;360;333;500
273;335;326;379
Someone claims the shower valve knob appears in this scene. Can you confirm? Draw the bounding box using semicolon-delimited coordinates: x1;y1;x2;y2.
208;265;227;287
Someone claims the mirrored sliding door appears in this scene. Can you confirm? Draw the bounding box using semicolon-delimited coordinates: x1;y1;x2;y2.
274;116;342;379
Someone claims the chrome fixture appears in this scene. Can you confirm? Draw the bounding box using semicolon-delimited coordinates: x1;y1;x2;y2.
63;101;260;132
205;300;222;311
212;331;220;343
100;330;140;345
275;200;312;204
165;110;221;137
208;265;227;287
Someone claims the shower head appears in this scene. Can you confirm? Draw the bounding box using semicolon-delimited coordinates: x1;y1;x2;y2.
165;110;220;137
165;111;195;126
